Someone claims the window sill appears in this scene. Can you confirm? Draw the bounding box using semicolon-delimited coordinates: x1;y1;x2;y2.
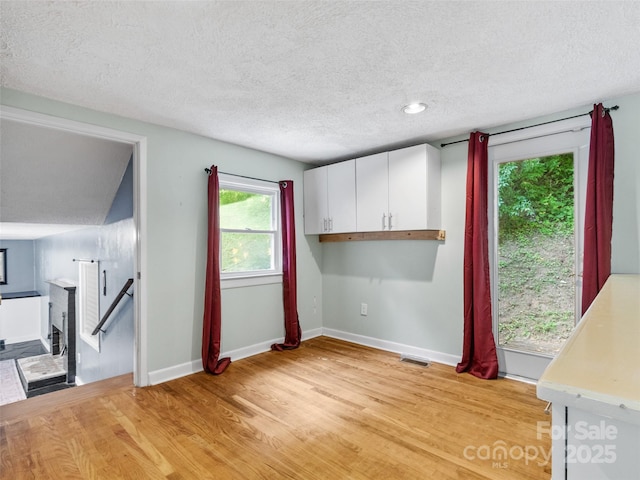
221;274;282;289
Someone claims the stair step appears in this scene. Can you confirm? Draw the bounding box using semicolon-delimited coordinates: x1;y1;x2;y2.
16;354;73;397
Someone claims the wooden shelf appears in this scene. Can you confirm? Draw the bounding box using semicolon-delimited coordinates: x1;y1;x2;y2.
318;229;445;243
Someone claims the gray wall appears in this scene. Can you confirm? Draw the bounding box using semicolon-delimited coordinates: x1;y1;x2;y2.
35;218;135;383
0;239;36;294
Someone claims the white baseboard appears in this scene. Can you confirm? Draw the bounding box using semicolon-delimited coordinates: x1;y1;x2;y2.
321;328;460;367
147;327;324;385
501;373;537;385
148;358;203;385
301;327;323;341
220;327;322;363
146;328;537;387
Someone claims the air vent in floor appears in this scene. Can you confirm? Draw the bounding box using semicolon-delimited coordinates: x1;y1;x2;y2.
400;354;431;367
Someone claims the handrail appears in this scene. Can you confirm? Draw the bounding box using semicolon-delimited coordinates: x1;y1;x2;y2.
92;278;134;335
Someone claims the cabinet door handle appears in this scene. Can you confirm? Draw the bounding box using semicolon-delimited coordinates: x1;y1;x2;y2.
328;218;333;232
389;213;393;230
323;218;328;232
382;213;387;230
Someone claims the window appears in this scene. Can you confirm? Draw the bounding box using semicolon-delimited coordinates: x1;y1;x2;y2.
488;117;590;380
219;174;281;287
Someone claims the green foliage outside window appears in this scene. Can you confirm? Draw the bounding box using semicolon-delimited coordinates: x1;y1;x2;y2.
498;154;574;242
219;190;274;272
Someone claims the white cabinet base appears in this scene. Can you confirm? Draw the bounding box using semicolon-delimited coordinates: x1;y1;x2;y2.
547;404;640;480
0;297;42;344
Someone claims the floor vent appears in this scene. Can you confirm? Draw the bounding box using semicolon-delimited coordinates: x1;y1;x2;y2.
400;354;431;367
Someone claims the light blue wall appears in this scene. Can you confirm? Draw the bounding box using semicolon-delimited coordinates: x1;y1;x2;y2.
1;87;323;378
321;142;467;355
4;86;635;377
609;93;640;273
35;219;135;383
104;155;134;224
0;240;36;294
323;91;640;359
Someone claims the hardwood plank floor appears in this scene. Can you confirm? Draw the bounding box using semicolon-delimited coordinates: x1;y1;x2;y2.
0;337;551;479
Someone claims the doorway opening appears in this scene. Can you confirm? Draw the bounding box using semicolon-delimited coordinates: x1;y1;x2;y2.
0;105;148;395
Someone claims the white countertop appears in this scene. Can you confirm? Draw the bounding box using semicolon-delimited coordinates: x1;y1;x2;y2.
537;274;640;424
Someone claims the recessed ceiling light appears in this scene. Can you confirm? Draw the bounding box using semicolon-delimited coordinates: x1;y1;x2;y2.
402;102;427;114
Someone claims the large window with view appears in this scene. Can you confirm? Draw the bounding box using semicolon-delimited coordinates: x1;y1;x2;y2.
218;175;281;285
488;122;590;380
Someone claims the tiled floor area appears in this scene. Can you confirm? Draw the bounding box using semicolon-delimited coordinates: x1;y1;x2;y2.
0;339;47;361
0;340;48;405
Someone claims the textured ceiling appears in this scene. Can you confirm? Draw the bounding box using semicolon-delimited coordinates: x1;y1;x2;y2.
0;118;132;237
1;1;639;165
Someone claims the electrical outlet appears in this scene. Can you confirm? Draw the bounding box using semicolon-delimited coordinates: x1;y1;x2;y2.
360;303;368;316
77;353;81;364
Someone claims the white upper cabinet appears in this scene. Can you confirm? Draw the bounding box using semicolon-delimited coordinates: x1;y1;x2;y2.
327;160;357;233
304;143;440;235
389;144;441;230
303;160;356;234
355;152;389;232
356;144;440;232
303;167;328;234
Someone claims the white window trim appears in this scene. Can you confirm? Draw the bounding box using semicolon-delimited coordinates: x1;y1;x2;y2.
221;273;283;290
218;174;282;287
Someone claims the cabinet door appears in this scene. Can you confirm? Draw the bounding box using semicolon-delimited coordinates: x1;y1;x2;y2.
327;160;356;233
356;152;388;232
388;144;427;230
303;167;328;234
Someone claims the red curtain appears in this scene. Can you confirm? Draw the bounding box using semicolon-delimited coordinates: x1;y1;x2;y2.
202;166;231;374
581;104;615;315
456;132;499;379
271;180;302;351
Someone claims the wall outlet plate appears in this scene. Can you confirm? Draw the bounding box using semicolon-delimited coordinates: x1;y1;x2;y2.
360;303;368;316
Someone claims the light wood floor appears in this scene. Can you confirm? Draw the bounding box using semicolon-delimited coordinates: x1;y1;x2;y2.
1;337;551;479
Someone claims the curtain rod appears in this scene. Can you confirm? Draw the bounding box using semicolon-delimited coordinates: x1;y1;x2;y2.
203;167;280;185
440;105;619;148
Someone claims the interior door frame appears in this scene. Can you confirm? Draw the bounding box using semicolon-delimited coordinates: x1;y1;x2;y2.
0;105;149;387
487;116;591;381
